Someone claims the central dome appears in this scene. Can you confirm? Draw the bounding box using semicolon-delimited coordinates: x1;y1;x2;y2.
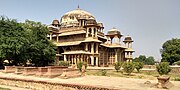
61;7;95;20
60;7;96;26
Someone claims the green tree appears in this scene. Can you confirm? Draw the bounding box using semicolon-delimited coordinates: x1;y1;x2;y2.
133;55;155;65
145;56;155;65
59;61;69;66
114;62;122;72
77;61;87;71
0;16;56;66
0;16;28;65
161;38;180;65
138;55;146;62
134;62;144;72
122;62;135;75
156;62;171;75
22;20;56;66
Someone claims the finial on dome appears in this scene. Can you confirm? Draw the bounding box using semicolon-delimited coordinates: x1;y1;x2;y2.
77;5;80;9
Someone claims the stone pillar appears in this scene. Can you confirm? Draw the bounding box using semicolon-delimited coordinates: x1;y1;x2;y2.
115;49;118;63
103;52;105;67
74;55;77;65
50;33;52;40
86;28;89;37
80;55;83;62
91;43;94;53
68;55;71;64
85;43;88;51
129;43;132;48
96;43;98;53
119;50;122;62
56;34;59;42
64;55;67;61
95;28;97;38
96;57;99;66
90;56;94;65
92;27;94;37
71;55;74;64
77;55;80;63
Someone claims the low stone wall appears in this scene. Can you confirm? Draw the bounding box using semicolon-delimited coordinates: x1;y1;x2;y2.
44;66;68;77
15;66;24;74
170;66;180;73
36;67;48;76
0;76;113;90
3;66;16;73
143;65;156;69
23;67;38;75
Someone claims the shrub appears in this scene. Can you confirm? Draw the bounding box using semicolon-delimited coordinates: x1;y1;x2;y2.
114;62;123;72
59;61;69;66
122;62;135;75
156;62;171;75
173;60;180;65
134;62;144;72
101;69;107;76
77;61;87;71
174;76;180;81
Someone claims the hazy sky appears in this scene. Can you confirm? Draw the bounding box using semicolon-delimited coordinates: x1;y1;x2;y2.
0;0;180;60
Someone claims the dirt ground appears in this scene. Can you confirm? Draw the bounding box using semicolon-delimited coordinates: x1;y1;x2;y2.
0;72;180;90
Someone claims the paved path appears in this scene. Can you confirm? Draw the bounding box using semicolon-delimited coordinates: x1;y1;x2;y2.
0;72;180;90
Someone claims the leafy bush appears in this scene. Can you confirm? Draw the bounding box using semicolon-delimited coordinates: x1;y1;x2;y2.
156;62;171;75
134;62;144;72
101;69;107;76
173;60;180;65
174;76;180;81
114;62;123;72
77;61;87;71
122;62;135;75
59;61;69;66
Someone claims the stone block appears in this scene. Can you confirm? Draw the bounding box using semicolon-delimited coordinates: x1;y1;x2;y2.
36;67;48;76
3;66;16;73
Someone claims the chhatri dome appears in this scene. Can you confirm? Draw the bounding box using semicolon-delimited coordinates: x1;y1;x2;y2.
107;27;121;36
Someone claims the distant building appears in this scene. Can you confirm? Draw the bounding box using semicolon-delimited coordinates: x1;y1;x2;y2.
48;7;135;66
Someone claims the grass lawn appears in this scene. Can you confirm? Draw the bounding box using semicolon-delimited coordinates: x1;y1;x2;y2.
86;69;180;81
0;87;11;90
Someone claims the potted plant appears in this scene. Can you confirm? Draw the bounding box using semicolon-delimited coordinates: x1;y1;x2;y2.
156;62;172;88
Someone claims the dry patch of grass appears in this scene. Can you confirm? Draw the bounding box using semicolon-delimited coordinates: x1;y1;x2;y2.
86;69;180;81
0;87;11;90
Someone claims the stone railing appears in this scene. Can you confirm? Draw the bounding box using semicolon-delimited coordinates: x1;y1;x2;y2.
0;77;113;90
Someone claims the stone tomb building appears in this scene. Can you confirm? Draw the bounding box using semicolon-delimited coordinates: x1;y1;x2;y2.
48;7;135;66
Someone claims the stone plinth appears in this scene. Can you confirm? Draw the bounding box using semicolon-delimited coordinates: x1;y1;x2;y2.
36;67;48;76
60;69;81;79
157;76;173;89
44;66;68;78
23;67;38;75
15;66;24;74
3;66;16;73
